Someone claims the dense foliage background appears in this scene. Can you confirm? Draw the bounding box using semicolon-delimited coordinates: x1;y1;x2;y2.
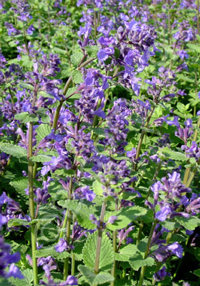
1;0;200;285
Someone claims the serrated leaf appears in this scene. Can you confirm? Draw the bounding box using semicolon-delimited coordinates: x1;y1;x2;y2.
176;74;194;83
30;155;52;163
19;81;34;90
187;43;200;53
83;231;114;271
78;265;114;285
92;180;104;196
35;245;70;260
159;147;187;162
70;51;84;66
0;143;27;159
115;244;138;261
35;124;51;144
85;46;99;57
66;87;77;97
106;206;147;231
57;200;96;229
9;177;28;199
15;112;39;123
175;216;200;231
8;218;35;227
72;70;84;84
129;252;155;270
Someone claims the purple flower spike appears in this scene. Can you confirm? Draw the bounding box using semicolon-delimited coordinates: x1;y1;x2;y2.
60;275;78;285
55;238;68;253
97;47;114;62
155;205;171;222
153;266;170;282
0;214;7;229
6;263;24;279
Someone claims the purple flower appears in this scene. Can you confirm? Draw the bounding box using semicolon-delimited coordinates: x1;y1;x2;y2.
74;186;96;202
55;238;68;253
97;47;114;62
6;263;24;279
0;214;7;229
164;115;180;127
60;276;78;285
55;239;73;253
27;25;35;35
167;242;183;258
0;236;23;279
155;205;171;222
153;266;170;281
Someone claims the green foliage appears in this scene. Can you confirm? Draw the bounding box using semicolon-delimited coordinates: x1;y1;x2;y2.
129;253;155;271
0;143;27;159
58;200;96;229
78;265;114;285
15;112;39;123
82;231;114;271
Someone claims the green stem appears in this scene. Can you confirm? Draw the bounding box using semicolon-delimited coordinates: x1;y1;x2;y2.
133;107;155;171
110;200;118;286
52;57;95;131
63;258;69;281
138;221;157;286
62;177;73;280
71;252;75;276
28;123;38;286
136;222;144;246
94;201;107;275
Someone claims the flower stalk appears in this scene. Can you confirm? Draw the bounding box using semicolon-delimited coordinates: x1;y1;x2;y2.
138;221;157;286
94;201;107;275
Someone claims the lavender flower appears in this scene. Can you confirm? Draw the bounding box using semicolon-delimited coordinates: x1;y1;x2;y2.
55;239;74;253
153;266;170;281
0;236;24;279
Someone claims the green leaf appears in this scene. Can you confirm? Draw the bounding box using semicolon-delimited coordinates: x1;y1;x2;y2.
71;51;84;66
18;81;34;90
194;269;200;277
36;108;51;123
129;252;155;270
0;143;27;159
30;155;52;163
160;220;178;231
187;43;200;53
85;46;99;57
35;124;51;144
8;269;33;286
176;74;194;83
159;147;187;162
115;244;138;262
7;218;35;227
83;231;114;271
175;216;200;231
9;177;28;201
106;206;147;231
35;245;70;260
0;278;13;286
72;70;84;84
78;265;114;285
57;200;96;229
92;180;104;196
15;112;39;123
